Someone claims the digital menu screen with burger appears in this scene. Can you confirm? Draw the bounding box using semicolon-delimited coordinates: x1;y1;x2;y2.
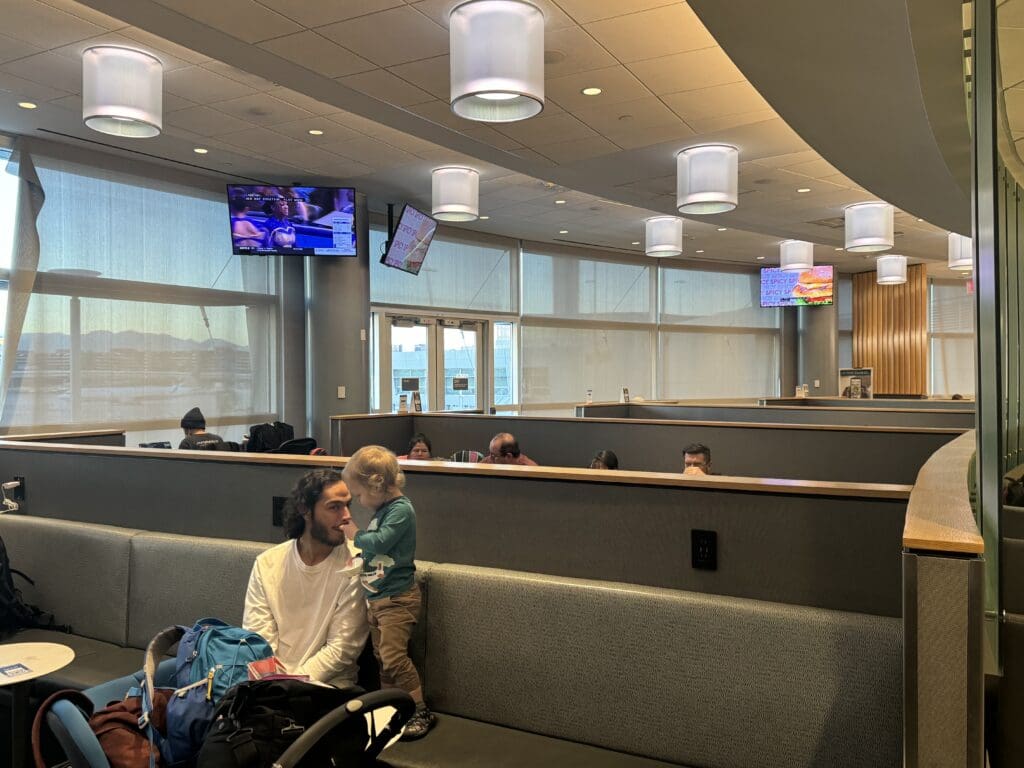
760;266;834;307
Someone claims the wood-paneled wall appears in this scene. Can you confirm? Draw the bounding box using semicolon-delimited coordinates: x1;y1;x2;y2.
853;264;929;395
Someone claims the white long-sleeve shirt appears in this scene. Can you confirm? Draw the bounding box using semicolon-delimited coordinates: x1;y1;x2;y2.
242;540;368;687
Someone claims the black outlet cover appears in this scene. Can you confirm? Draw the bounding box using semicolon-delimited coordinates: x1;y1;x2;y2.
12;476;24;502
691;529;717;570
272;496;287;527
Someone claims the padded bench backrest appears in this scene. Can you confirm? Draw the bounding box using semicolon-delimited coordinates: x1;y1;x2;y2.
126;531;272;649
422;564;902;768
0;516;138;646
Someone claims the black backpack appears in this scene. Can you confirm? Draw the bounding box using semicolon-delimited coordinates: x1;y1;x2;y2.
246;422;294;453
0;532;66;638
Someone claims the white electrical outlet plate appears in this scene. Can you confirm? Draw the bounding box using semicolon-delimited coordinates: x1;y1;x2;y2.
337;386;346;399
814;379;820;388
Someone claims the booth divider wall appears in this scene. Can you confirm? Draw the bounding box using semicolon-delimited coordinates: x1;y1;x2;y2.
576;402;975;429
332;413;964;484
760;397;972;410
0;441;908;617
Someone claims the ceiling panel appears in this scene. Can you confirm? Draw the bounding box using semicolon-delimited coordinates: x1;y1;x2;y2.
495;111;599;145
0;33;43;65
162;104;253;135
0;51;82;93
542;26;618;78
257;31;374;79
264;0;404;28
164;65;258;103
2;0;110;48
602;121;695;150
545;65;651;112
316;6;448;68
569;95;682;135
217;125;305;153
153;0;304;44
661;81;769;122
626;46;744;96
409;0;576;30
38;0;127;29
52;31;194;71
553;0;678;25
328;134;419;168
388;54;451;100
212;92;314;126
267;86;340;116
583;3;715;63
200;61;277;91
687;108;777;134
120;26;212;64
339;69;435;107
0;71;70;102
535;136;621;164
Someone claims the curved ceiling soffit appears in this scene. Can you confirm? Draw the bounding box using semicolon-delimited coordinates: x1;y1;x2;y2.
689;0;971;234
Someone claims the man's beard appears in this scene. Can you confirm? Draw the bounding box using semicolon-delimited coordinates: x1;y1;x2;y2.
310;517;343;547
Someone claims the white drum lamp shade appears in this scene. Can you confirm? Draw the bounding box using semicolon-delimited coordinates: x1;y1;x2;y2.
449;0;544;123
948;232;973;271
644;216;683;257
780;240;814;271
432;166;479;221
676;144;738;214
876;255;908;285
82;46;162;138
844;202;894;253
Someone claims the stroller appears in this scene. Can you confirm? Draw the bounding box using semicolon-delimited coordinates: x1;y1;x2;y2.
36;659;415;768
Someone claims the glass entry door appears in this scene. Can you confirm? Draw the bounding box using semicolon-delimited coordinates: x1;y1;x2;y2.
380;315;484;412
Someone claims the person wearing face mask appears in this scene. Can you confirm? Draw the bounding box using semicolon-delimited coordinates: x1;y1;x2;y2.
242;469;368;687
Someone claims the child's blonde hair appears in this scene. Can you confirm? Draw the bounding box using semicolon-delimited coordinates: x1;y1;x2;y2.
343;445;405;495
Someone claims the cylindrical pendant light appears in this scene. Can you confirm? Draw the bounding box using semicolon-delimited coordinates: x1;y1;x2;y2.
779;240;814;271
948;232;973;271
844;202;894;252
82;46;163;138
432;166;479;221
676;144;738;214
644;216;683;257
876;255;907;285
449;0;544;123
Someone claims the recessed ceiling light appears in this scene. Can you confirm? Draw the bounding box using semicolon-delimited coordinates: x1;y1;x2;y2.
559;229;568;234
696;249;705;253
581;87;602;96
756;256;766;260
479;215;490;220
308;129;324;136
834;247;843;251
916;217;923;222
717;227;727;232
631;241;640;245
193;147;208;154
17;101;37;110
554;199;566;204
796;187;811;193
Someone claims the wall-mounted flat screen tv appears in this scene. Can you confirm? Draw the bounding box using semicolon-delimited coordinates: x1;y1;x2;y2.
380;205;437;276
760;265;834;307
227;185;356;256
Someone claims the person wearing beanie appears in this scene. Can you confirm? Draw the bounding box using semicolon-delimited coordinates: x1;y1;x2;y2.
178;407;226;450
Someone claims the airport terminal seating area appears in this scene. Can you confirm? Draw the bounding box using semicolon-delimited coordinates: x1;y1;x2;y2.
0;514;902;768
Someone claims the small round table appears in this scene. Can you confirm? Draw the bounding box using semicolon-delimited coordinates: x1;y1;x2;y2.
0;642;76;768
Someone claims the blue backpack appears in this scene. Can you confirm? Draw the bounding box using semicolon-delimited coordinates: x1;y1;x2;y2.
139;618;273;767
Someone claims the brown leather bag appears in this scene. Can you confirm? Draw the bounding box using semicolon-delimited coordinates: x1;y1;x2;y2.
32;687;173;768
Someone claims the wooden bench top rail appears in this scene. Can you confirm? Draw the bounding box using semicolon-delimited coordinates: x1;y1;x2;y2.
0;429;127;441
903;430;984;554
576;400;974;416
331;410;967;435
0;439;911;500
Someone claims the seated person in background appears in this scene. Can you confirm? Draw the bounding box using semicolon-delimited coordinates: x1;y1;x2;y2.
243;469;368;687
952;393;965;400
398;433;432;460
590;449;619;470
178;407;226;450
480;432;538;466
448;449;484;463
229;198;264;248
682;443;712;475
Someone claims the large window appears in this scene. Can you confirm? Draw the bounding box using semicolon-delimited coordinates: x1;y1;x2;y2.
658;266;780;399
930;279;975;396
370;226;515;313
0;147;278;442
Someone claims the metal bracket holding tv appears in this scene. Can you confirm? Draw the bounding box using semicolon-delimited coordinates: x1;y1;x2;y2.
380;203;438;276
227;185;356;256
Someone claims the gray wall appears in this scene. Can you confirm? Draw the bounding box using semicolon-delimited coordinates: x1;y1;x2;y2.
0;445;904;616
333;414;961;484
761;397;972;410
797;301;840;396
305;192;371;446
279;254;307;431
